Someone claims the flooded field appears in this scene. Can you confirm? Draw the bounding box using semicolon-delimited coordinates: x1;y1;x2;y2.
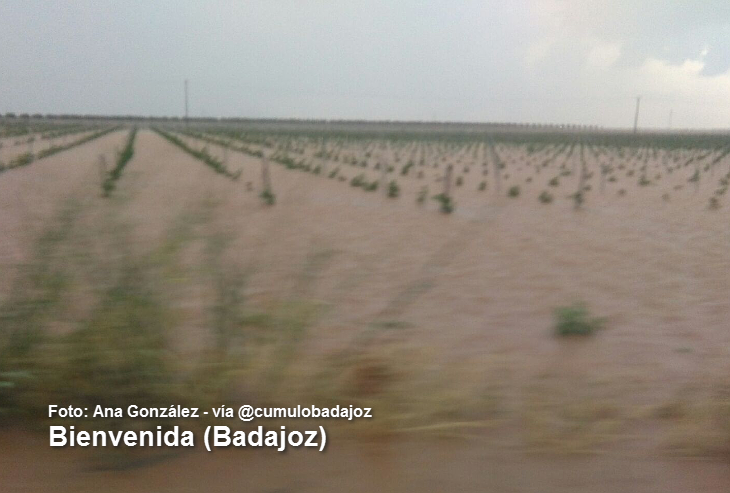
2;123;730;491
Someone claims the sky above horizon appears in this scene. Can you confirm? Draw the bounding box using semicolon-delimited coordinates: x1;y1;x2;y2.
1;1;730;129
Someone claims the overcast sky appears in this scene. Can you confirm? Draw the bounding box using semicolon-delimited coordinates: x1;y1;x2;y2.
1;1;730;128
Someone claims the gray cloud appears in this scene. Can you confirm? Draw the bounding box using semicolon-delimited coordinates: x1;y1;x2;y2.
1;0;729;128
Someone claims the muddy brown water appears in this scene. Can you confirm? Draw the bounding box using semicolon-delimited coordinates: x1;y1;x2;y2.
2;430;730;492
1;130;730;491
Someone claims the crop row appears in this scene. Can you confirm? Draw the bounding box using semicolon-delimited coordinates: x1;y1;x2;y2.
103;128;138;196
36;126;119;159
0;126;119;175
165;124;730;212
152;128;241;180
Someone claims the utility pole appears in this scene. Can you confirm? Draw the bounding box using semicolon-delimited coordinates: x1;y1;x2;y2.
633;96;641;134
320;137;326;176
184;79;189;126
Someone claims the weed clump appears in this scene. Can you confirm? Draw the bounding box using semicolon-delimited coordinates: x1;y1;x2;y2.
432;193;454;214
260;188;276;205
553;303;605;336
538;190;553;204
387;180;400;198
350;174;365;188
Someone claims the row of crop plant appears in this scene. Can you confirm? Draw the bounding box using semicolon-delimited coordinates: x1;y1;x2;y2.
102;128;138;196
0;126;119;175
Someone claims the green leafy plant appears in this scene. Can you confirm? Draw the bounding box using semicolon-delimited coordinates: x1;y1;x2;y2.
9;152;34;169
102;127;137;197
432;193;454;214
538;190;553;204
553;302;605;336
387;180;400;198
350;174;365;188
260;188;276;206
